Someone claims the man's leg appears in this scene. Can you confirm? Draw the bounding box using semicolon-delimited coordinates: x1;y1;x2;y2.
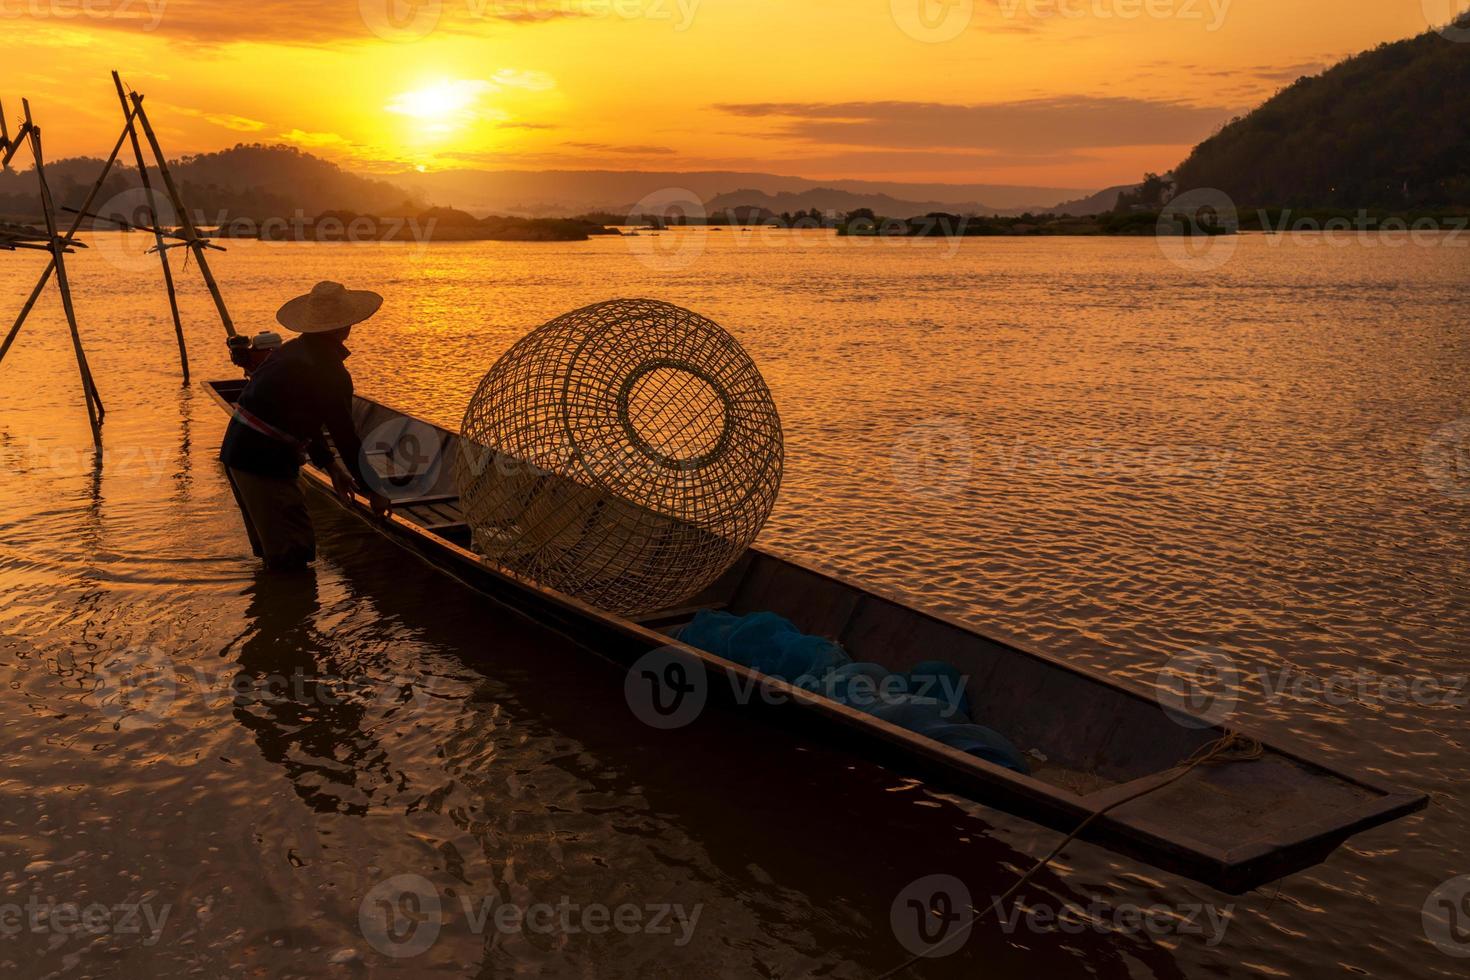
226;467;317;570
223;466;265;558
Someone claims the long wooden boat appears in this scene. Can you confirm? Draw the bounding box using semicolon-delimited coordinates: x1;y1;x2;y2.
206;378;1425;894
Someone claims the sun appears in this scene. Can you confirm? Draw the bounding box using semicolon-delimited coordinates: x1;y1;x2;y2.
385;80;494;124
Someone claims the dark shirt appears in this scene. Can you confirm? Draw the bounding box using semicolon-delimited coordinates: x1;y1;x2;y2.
219;334;366;485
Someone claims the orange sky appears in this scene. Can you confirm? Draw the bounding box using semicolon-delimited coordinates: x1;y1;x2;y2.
4;0;1459;188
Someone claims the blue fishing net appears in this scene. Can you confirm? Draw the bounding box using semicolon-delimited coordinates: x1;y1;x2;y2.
677;610;1028;774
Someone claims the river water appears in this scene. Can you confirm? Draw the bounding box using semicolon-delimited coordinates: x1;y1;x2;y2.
1;230;1467;978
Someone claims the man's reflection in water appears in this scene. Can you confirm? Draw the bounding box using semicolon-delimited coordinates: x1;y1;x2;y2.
230;567;385;817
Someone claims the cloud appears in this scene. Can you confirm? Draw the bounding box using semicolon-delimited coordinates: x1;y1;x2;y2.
278;129;353;148
716;97;1238;153
71;0;589;47
168;105;268;132
563;142;677;155
491;68;557;92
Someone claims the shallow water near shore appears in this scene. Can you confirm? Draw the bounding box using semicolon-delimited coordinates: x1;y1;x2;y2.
1;230;1468;978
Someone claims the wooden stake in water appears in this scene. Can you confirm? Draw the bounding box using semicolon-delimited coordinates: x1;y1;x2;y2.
0;102;140;372
113;71;190;383
126;89;236;338
23;100;103;445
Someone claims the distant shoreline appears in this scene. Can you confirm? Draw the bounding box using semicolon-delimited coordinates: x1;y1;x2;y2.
4;205;1465;244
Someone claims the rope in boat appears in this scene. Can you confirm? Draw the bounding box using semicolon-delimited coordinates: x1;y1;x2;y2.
875;731;1264;979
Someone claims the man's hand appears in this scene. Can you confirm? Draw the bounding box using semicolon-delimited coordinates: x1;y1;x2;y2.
366;491;393;519
327;460;358;505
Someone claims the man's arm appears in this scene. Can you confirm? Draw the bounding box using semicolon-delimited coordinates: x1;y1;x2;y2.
305;434;334;472
321;386;368;490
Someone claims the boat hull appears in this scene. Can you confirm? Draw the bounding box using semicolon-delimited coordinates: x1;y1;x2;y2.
205;378;1426;894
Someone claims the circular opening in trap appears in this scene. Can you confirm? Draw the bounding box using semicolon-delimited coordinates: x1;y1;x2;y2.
617;359;731;469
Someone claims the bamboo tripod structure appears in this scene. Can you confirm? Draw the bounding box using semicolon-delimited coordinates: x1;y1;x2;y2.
0;72;237;445
0;98;104;444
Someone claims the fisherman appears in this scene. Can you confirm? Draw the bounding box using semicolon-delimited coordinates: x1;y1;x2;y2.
219;281;392;571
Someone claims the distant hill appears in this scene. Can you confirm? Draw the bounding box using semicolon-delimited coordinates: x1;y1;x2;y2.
0;143;424;224
704;187;1014;218
0;147;1097;226
1172;16;1470;208
388;168;1088;218
1052;183;1140;216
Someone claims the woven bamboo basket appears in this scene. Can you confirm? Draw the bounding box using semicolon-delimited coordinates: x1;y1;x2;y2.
454;299;783;615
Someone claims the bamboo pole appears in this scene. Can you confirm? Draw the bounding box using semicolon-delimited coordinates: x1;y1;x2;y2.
23;100;102;445
113;72;189;383
125;90;236;338
0;104;138;372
